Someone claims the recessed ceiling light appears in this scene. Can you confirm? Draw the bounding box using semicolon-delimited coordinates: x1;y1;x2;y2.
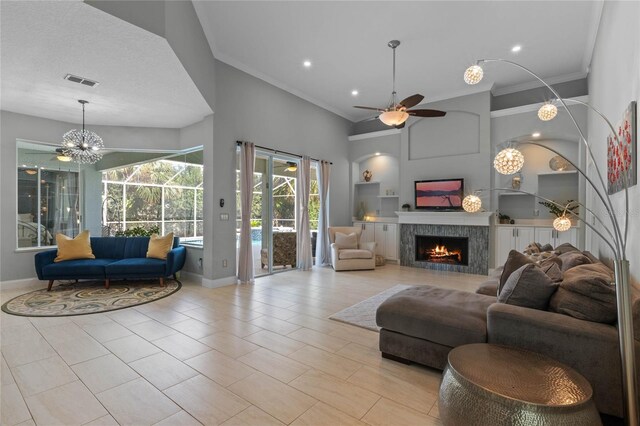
375;152;381;156
511;45;522;53
303;60;312;68
351;90;359;96
532;132;541;137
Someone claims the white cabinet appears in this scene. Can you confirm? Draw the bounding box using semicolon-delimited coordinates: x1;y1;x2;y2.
534;227;577;248
374;223;399;261
496;225;579;266
495;226;535;266
353;221;375;244
353;221;399;261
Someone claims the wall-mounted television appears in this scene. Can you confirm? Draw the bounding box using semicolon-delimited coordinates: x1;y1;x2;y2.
414;178;464;210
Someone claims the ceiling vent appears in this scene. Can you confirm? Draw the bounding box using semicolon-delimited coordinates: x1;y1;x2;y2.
64;74;99;88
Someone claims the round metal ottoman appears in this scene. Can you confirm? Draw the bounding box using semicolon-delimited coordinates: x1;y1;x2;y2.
439;343;601;426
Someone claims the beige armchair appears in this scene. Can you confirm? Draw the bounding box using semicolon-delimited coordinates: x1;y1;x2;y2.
328;226;376;271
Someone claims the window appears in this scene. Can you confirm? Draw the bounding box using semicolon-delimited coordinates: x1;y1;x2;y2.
102;151;203;245
17;142;81;248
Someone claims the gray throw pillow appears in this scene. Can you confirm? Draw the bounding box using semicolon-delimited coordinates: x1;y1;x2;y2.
582;250;601;264
499;250;533;295
548;263;616;323
540;262;563;282
558;251;592;272
549;288;616;324
554;243;580;254
538;256;563;282
498;264;559;310
540;243;553;252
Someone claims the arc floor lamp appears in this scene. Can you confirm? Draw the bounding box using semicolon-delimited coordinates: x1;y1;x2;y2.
462;59;637;425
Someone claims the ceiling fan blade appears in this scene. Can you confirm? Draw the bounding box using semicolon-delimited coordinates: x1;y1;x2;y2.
354;105;385;112
398;94;424;109
407;109;447;118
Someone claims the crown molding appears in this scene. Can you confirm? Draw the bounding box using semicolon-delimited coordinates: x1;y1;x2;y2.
491;71;588;97
490;95;589;118
348;129;401;141
416;84;494;105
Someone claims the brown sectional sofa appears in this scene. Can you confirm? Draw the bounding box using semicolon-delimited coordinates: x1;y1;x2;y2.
376;244;640;418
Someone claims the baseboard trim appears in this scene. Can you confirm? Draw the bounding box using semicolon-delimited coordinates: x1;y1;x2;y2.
179;271;202;285
202;276;238;289
0;277;41;291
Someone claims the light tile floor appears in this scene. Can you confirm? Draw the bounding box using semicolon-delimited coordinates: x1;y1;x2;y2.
0;264;486;425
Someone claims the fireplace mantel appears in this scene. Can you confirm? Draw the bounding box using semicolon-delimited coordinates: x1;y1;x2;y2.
395;211;493;227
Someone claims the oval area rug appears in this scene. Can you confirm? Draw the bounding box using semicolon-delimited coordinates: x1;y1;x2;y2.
2;280;181;317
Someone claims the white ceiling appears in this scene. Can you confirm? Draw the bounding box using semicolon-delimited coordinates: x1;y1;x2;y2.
1;1;212;128
1;1;601;128
194;1;602;122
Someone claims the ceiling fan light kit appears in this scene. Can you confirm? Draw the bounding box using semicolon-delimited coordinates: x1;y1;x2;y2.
379;110;409;126
353;40;446;128
285;161;298;172
57;154;73;162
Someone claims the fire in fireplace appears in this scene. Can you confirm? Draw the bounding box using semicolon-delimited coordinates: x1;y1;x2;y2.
415;235;469;266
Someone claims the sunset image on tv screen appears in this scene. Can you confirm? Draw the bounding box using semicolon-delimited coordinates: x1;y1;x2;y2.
416;180;463;208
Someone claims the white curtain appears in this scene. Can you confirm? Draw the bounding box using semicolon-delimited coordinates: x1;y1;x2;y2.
296;156;313;270
66;172;79;237
316;160;331;265
238;142;256;283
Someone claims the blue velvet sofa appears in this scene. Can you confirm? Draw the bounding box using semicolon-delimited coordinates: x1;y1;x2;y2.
35;236;186;291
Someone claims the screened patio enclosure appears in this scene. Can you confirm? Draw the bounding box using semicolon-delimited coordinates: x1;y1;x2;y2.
102;153;203;245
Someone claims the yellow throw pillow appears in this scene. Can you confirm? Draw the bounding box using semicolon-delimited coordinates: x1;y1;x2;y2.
54;230;95;262
147;233;174;260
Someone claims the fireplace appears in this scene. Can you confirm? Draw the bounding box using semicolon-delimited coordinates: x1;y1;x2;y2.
398;213;491;275
415;235;469;266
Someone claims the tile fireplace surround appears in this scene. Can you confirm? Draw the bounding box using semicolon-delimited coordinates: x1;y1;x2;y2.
397;212;492;275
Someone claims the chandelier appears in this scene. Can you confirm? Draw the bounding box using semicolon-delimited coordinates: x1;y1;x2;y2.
61;100;104;164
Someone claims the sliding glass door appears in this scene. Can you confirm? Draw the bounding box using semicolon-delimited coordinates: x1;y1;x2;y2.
236;151;299;277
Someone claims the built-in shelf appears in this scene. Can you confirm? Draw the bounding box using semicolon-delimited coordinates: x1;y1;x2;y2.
537;170;578;176
377;195;399;198
354;181;380;185
499;192;534;196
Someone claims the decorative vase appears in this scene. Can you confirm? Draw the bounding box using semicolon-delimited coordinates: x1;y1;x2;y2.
511;176;521;190
357;202;366;220
363;170;372;182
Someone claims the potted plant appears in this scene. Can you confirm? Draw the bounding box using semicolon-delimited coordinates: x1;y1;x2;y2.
401;203;411;212
538;200;579;218
497;213;513;224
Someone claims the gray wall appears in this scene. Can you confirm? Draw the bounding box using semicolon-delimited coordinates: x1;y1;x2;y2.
587;1;640;285
212;60;352;281
0;110;188;282
399;91;492;209
491;79;588;111
87;0;216;110
347;92;491;217
491;105;587;221
1;2;353;285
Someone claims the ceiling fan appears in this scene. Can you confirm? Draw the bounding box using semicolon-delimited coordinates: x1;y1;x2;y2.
274;161;298;172
354;40;446;129
25;148;73;162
